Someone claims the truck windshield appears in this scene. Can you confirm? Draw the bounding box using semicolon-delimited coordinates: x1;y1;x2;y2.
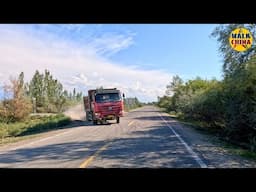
95;93;121;103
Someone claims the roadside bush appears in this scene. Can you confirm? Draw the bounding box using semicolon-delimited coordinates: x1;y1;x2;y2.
157;56;256;151
221;56;256;145
0;78;32;123
0;98;32;122
0;125;8;140
192;82;225;129
0;114;71;140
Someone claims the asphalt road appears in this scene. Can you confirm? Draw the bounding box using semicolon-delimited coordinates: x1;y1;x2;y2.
0;106;255;168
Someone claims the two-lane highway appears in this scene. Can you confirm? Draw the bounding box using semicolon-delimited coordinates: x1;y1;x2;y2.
1;106;256;168
0;106;205;168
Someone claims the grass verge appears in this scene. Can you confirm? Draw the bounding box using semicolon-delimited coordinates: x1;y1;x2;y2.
0;114;71;145
166;111;256;161
218;140;256;160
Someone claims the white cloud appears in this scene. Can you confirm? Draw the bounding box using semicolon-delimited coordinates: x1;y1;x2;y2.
57;24;85;32
89;33;135;56
0;25;172;102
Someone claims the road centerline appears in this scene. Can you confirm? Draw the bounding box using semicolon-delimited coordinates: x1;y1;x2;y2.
79;142;111;168
128;121;134;126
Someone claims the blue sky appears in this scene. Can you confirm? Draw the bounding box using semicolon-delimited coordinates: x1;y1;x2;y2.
0;24;223;102
105;24;222;80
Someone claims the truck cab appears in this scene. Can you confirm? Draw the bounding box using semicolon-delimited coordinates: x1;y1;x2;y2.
83;88;124;124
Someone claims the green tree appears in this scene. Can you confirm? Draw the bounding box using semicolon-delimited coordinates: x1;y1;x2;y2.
221;56;256;146
211;24;256;76
28;70;44;111
134;97;142;107
76;91;83;101
0;76;32;122
166;75;183;96
157;95;172;111
73;88;76;100
27;70;72;113
212;24;256;150
63;90;69;98
18;72;24;90
156;24;256;151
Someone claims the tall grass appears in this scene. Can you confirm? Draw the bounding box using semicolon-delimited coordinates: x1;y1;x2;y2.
0;114;71;140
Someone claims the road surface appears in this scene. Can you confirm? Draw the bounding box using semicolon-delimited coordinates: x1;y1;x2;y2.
0;106;256;168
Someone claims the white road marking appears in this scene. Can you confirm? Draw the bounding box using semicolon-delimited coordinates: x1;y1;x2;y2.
158;113;207;168
0;129;75;153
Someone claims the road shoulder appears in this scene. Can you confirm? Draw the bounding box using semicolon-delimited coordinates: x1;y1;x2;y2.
160;111;256;168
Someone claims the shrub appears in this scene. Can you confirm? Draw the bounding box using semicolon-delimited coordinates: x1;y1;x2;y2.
0;78;32;123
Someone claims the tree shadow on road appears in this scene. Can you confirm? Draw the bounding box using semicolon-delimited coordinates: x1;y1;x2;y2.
0;139;109;166
0;124;200;168
1;119;250;168
133;116;163;121
94;125;202;168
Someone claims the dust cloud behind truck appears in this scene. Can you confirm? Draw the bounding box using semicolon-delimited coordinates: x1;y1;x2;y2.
83;88;125;124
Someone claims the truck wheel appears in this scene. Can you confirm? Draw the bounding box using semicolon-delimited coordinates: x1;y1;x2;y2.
93;120;97;125
116;117;120;124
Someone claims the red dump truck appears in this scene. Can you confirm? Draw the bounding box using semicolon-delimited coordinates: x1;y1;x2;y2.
83;88;125;124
